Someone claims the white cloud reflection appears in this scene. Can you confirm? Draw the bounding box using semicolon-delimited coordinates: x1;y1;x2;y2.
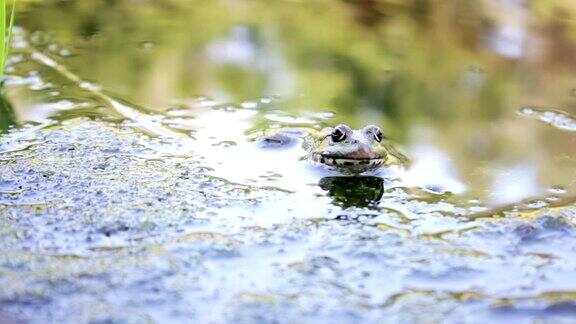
402;144;467;195
489;162;539;205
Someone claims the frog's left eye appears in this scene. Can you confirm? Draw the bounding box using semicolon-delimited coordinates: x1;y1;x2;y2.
373;128;383;142
364;125;383;142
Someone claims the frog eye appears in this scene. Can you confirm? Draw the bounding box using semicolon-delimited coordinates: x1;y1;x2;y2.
331;125;348;143
373;128;383;142
364;125;384;142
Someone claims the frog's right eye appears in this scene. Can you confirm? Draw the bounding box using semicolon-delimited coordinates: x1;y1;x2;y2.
331;126;347;142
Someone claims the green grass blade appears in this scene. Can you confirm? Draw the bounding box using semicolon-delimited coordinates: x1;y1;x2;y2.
0;0;6;77
5;0;16;63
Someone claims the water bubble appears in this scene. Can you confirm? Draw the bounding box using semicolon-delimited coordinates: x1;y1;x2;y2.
519;106;534;115
240;101;258;109
139;41;156;50
12;38;29;49
8;54;24;64
195;97;219;107
59;49;72;57
545;196;559;202
47;44;59;52
30;31;50;45
548;186;566;195
523;199;548;209
259;97;273;104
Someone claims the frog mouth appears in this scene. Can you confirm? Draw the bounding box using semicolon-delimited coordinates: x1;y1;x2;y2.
312;153;385;169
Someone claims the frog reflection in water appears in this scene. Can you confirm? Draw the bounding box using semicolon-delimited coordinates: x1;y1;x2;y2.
319;176;384;208
261;124;409;174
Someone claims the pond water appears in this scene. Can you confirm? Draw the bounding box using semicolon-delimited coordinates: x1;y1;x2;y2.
2;0;576;322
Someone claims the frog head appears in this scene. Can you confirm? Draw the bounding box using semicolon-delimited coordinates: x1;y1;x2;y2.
309;124;388;173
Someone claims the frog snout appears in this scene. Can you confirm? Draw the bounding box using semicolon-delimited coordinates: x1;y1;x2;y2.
348;143;377;159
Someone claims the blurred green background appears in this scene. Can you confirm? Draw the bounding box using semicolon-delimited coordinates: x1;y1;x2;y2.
13;1;576;117
6;0;576;201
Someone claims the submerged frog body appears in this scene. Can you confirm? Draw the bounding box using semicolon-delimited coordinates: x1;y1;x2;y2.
260;124;409;174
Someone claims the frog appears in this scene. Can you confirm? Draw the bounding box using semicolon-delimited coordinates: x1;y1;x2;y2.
258;124;409;174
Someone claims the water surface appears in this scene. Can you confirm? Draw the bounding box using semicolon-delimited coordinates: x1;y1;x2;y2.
2;1;576;322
